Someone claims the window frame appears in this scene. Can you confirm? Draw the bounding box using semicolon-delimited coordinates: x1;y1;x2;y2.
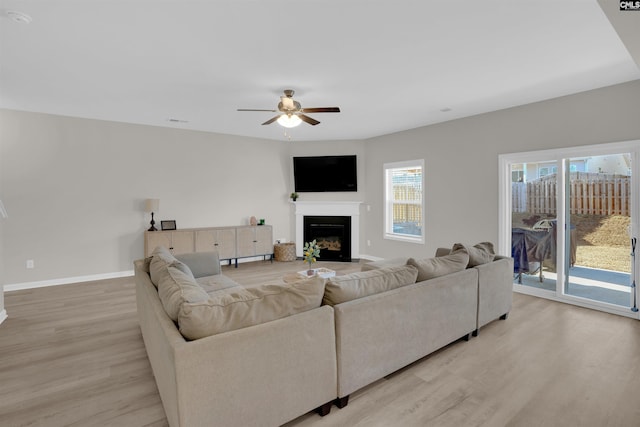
383;159;425;244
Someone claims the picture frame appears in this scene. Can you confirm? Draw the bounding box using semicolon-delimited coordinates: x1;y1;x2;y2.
161;220;177;231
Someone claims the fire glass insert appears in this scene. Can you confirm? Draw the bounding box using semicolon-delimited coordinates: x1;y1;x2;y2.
303;215;351;262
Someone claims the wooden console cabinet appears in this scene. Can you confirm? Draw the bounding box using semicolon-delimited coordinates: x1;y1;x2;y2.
144;225;273;267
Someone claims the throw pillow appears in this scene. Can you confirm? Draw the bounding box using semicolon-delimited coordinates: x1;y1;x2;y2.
407;251;469;282
178;276;326;340
451;242;496;267
157;263;209;322
149;246;178;287
322;265;418;306
175;251;221;278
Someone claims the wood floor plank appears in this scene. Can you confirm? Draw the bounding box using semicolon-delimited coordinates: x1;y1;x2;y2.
2;259;640;426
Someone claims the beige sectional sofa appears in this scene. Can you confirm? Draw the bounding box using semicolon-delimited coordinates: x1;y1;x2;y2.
135;247;337;427
329;243;513;407
134;242;513;426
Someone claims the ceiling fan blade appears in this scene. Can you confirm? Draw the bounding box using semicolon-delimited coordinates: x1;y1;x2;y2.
299;114;320;126
261;116;280;125
238;108;277;112
300;107;340;113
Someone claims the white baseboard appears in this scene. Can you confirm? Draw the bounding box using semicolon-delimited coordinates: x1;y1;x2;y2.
358;254;384;262
4;270;134;292
0;309;7;325
2;254;370;292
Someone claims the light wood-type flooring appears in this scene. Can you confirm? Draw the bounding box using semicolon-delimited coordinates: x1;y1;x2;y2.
2;259;640;426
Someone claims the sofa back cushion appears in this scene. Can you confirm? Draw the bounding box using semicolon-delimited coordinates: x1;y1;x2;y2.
451;242;496;267
157;263;209;322
178;276;326;340
407;251;469;282
149;246;178;287
323;265;418;306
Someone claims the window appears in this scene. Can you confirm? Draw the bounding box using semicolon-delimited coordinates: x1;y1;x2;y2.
384;160;424;243
539;165;557;177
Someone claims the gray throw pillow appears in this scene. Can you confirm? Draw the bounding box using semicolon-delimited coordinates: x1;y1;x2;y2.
175;251;220;278
407;251;470;282
451;242;496;267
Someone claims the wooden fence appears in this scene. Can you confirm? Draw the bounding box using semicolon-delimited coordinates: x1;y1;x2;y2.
512;177;630;216
393;186;422;224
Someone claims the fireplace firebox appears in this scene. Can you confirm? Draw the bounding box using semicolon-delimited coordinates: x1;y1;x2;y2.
303;216;351;262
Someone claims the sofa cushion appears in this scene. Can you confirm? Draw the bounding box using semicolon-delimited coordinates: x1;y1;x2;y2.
323;265;418;306
407;251;470;282
157;263;209;322
178;276;326;340
195;274;242;295
360;257;408;271
149;246;178;287
451;242;496;267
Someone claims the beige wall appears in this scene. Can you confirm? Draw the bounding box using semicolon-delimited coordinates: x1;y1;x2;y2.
2;80;640;288
360;80;640;260
0;110;296;284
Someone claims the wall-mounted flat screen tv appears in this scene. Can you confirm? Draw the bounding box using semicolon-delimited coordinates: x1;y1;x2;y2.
293;155;357;192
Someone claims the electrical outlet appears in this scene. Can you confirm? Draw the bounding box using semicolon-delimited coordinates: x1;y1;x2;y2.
367;240;371;247
26;259;35;269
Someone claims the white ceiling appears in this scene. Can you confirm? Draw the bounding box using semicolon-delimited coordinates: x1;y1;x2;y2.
1;0;639;142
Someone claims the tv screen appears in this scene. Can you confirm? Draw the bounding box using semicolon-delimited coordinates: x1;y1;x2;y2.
293;155;357;192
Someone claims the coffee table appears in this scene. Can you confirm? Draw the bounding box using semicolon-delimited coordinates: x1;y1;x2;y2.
283;268;336;283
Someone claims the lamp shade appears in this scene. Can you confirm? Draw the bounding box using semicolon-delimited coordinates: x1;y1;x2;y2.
277;114;302;128
145;198;159;213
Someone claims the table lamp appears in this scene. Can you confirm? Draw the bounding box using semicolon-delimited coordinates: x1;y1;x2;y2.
145;199;159;231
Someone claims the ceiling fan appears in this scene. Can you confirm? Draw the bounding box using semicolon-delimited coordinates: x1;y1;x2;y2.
237;89;340;128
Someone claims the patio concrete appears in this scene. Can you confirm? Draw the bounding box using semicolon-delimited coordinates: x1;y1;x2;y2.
516;266;633;307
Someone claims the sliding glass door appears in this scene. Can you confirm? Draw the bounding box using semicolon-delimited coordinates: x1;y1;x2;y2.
564;154;633;307
500;141;640;317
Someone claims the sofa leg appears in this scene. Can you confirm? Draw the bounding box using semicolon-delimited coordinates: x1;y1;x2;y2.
500;312;509;320
315;402;332;417
472;329;479;337
335;395;350;409
462;333;471;341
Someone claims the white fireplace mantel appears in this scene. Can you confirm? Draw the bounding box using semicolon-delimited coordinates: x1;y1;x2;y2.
293;201;362;259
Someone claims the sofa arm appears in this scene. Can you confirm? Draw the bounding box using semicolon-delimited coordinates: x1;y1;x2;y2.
175;251;221;278
475;257;514;330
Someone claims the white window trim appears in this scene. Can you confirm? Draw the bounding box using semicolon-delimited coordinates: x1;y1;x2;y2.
383;159;425;244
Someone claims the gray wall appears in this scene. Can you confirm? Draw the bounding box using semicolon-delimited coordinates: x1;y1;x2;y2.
1;79;640;290
361;80;640;260
0;110;294;284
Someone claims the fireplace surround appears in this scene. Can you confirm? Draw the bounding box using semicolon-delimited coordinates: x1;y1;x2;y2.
294;201;362;262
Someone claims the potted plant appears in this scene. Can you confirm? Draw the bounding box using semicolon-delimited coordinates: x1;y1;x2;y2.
303;240;320;275
290;192;299;201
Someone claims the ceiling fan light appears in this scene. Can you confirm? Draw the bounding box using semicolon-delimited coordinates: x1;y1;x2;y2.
277;114;302;128
281;96;295;110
